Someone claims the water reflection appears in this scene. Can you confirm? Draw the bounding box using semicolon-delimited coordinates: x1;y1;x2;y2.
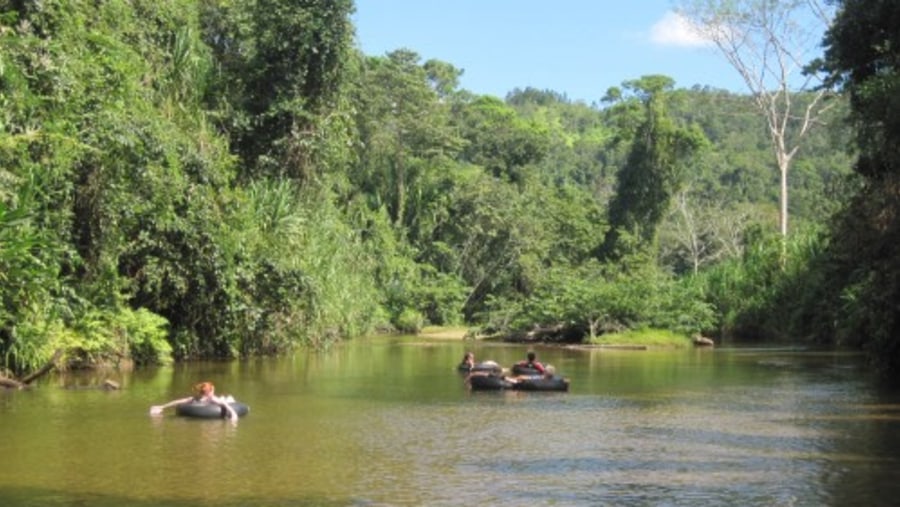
2;339;899;506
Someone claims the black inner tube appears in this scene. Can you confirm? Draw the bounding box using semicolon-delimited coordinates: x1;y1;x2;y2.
175;401;250;419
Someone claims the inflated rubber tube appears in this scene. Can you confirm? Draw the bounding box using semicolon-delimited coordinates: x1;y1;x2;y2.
175;401;250;419
458;361;502;374
513;376;569;392
468;374;514;390
511;364;542;376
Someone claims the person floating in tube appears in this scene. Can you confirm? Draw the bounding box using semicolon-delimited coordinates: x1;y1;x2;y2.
149;381;238;421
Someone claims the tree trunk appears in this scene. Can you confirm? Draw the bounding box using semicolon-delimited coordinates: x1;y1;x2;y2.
779;156;790;238
20;349;62;384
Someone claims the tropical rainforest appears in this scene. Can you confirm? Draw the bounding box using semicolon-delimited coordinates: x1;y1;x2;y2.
0;0;896;378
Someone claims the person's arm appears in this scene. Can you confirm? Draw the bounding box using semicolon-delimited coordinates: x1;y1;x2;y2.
149;396;193;416
212;395;239;421
534;362;546;374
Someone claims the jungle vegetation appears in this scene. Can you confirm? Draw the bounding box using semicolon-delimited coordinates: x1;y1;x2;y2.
0;0;896;377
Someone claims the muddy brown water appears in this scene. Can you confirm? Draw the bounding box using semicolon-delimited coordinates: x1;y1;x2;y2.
2;336;899;506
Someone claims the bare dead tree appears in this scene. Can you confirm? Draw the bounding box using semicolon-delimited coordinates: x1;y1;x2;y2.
662;189;765;273
677;0;837;237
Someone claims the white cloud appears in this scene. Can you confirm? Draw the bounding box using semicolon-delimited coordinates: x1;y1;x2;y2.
650;11;711;48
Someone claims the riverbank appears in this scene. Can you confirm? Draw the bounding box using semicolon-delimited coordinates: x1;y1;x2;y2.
417;326;699;349
586;328;694;348
418;326;470;340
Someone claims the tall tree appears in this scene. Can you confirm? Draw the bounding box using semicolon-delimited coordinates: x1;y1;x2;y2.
598;76;707;261
677;0;837;237
351;50;462;230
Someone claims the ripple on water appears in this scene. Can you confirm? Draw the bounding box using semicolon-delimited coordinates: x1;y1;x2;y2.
343;379;866;506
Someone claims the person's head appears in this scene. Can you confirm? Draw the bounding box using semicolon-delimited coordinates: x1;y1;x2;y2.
464;351;474;361
195;381;215;397
527;351;536;362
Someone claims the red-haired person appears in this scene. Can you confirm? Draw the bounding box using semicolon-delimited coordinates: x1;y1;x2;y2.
150;381;238;421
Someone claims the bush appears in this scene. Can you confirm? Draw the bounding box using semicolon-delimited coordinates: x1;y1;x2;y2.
395;308;425;334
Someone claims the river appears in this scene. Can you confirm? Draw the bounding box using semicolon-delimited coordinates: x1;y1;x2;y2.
2;336;899;506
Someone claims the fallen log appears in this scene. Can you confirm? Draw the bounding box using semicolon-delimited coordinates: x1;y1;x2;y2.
0;376;25;389
20;349;63;384
692;334;715;347
0;349;63;389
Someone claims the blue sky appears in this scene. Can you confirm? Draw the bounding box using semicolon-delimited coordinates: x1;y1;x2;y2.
352;1;823;104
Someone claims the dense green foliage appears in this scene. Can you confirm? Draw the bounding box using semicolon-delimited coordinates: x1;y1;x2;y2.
0;0;373;372
786;0;900;373
5;0;892;378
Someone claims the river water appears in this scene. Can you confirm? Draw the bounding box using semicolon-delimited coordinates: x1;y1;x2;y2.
2;336;899;506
